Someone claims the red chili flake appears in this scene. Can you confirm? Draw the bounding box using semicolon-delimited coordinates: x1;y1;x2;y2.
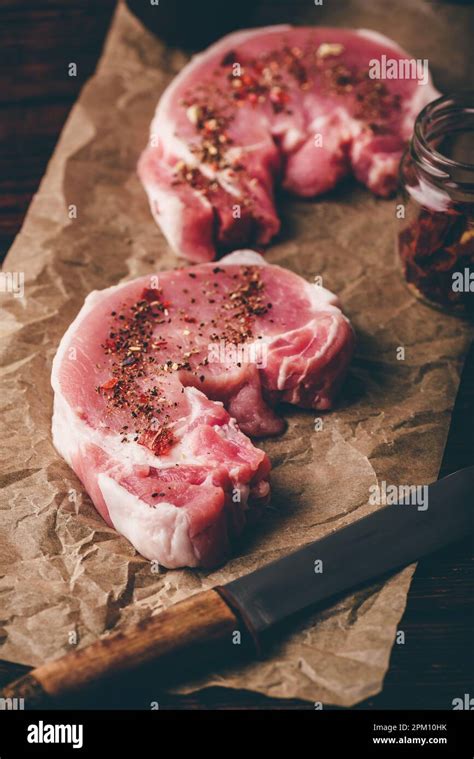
269;86;289;105
103;338;116;351
143;426;175;456
204;119;218;131
101;377;118;391
184;315;196;323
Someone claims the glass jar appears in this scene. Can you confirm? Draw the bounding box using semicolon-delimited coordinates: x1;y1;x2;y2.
397;93;474;315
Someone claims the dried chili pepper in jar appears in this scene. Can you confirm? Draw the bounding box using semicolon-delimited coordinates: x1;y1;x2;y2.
397;93;474;315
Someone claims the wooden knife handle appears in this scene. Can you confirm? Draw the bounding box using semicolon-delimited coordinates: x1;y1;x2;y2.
1;589;244;708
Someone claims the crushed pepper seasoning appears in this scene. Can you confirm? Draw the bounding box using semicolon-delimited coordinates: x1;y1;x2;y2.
96;266;272;455
173;35;401;210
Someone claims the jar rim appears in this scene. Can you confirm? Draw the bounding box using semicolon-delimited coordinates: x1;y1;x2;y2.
413;91;474;177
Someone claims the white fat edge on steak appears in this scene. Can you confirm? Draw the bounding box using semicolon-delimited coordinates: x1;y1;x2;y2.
149;185;208;257
355;28;407;53
99;475;251;569
98;473;200;567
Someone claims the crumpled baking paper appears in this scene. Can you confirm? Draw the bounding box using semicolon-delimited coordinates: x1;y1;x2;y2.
0;0;472;706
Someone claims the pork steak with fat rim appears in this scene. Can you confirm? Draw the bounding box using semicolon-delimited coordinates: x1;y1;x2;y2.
52;251;355;568
138;26;439;261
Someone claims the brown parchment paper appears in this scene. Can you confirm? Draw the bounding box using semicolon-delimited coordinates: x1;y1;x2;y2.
1;0;473;706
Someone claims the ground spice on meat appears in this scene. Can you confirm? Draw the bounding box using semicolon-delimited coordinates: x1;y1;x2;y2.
174;37;400;204
96;266;271;454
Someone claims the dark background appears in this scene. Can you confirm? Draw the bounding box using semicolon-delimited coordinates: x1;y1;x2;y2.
0;0;472;709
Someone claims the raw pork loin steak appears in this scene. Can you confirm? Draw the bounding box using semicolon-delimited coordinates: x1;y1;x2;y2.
52;251;354;568
138;26;438;261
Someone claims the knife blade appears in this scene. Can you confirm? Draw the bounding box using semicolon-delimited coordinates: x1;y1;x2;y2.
3;463;472;708
3;348;473;707
217;465;474;641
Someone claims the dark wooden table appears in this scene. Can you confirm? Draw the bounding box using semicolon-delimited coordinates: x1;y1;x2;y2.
1;0;472;710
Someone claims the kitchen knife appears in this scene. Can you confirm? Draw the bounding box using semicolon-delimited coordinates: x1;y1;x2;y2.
2;462;473;707
4;343;474;707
